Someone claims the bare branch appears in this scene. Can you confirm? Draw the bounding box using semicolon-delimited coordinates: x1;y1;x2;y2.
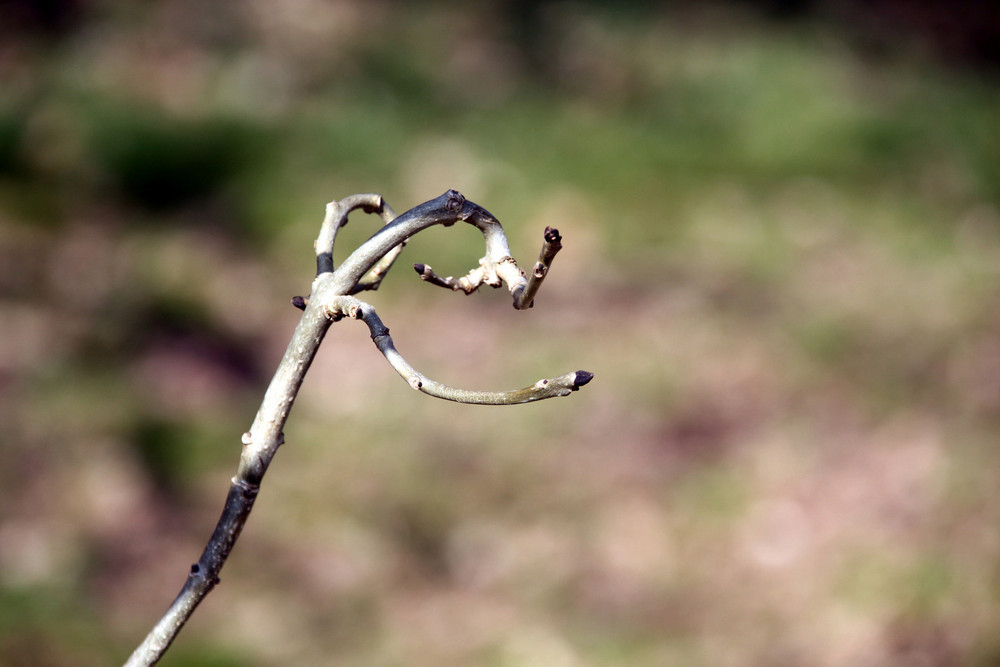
124;479;259;667
324;190;529;307
125;189;592;666
513;226;562;309
412;260;495;294
125;294;335;666
400;198;560;309
329;295;592;405
314;194;401;288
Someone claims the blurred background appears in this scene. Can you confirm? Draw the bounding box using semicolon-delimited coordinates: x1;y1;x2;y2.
2;1;1000;665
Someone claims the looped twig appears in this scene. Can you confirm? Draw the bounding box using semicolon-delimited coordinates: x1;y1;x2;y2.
314;194;401;292
125;189;592;667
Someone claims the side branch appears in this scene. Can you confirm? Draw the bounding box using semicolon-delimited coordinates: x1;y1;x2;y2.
315;194;400;288
406;212;560;309
328;295;593;405
327;190;528;306
513;226;562;309
411;258;519;296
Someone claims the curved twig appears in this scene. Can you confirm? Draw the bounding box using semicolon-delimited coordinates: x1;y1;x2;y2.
414;225;562;309
514;226;562;308
328;295;592;404
124;189;592;666
321;190;528;307
314;194;402;291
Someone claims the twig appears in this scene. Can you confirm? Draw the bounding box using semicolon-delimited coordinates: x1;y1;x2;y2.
124;190;591;666
514;226;562;309
413;226;562;309
321;190;528;306
329;295;593;404
314;194;402;291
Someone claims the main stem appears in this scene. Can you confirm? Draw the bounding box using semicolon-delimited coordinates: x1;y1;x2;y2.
124;296;334;666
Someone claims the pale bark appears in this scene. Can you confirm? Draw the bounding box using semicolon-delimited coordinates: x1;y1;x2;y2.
124;190;591;666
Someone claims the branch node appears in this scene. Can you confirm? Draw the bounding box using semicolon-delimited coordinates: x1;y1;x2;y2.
445;189;465;213
231;477;259;495
361;195;384;214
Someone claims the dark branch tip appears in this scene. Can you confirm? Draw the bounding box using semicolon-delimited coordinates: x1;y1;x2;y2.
445;189;465;212
573;370;595;388
544;226;562;243
413;263;426;274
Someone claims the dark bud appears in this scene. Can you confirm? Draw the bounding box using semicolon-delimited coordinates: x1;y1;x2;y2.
413;263;426;274
291;296;308;310
445;189;465;212
190;563;201;574
572;371;594;388
544;227;562;243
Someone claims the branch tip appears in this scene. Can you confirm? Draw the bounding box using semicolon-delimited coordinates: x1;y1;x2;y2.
445;189;465;212
573;370;594;388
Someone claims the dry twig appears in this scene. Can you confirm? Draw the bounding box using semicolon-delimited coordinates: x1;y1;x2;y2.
124;189;591;666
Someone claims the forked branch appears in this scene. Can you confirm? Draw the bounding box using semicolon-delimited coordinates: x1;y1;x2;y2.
124;189;591;666
413;224;562;309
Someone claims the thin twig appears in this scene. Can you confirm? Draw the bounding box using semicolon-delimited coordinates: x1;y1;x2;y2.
513;226;562;309
412;262;477;293
314;194;401;287
329;295;593;404
124;189;592;666
323;190;527;306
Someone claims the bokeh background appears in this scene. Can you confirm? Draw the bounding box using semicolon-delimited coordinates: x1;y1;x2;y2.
2;1;1000;665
